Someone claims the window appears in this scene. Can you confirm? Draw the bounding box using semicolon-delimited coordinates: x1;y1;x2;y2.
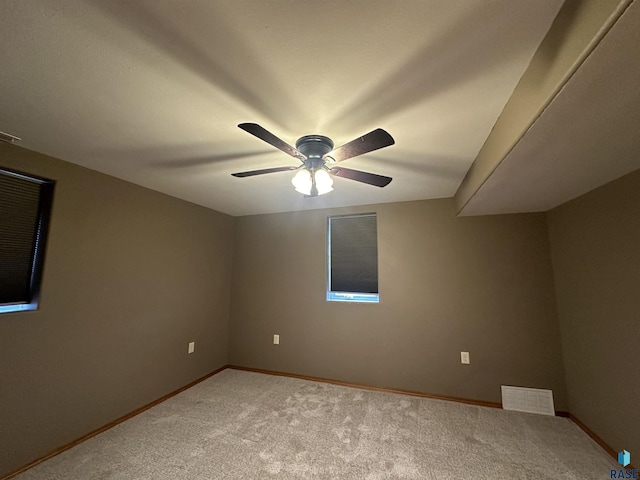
327;213;379;303
0;167;55;314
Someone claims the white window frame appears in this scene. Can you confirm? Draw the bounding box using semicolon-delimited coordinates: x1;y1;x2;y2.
326;213;379;304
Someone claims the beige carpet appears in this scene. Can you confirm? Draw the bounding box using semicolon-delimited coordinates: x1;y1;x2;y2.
14;369;617;479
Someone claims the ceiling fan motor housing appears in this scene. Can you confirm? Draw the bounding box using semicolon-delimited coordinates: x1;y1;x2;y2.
295;135;334;157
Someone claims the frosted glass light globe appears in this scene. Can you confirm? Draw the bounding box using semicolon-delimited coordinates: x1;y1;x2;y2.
292;169;312;195
314;169;334;195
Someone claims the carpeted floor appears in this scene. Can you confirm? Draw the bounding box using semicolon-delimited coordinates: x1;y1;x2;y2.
14;369;617;479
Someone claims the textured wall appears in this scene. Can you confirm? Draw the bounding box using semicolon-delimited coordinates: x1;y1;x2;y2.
547;168;640;459
229;199;567;409
0;143;234;477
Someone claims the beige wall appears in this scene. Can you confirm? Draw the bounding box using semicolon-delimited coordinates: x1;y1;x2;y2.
0;143;234;477
229;199;567;409
547;168;640;459
9;138;635;475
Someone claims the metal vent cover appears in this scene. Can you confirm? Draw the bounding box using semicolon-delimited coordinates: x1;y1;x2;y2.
501;385;555;416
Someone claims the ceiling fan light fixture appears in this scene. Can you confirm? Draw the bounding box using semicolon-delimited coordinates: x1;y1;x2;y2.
234;123;394;195
314;168;333;195
292;168;313;195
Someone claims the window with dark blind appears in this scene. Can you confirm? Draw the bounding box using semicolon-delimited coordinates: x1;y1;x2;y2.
327;213;379;303
0;167;54;314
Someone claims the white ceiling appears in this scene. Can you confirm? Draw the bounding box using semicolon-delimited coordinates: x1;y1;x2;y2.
2;1;635;217
460;0;640;215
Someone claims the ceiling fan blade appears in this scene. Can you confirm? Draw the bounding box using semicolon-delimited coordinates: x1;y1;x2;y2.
238;123;305;161
330;167;392;187
231;166;298;178
324;128;395;163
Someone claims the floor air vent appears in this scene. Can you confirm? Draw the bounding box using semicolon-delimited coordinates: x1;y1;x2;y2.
501;386;555;416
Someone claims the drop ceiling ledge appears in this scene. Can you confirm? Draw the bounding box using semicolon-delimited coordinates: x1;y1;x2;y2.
455;0;633;216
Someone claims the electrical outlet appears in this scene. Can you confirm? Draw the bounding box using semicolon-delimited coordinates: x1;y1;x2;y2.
188;342;195;354
273;334;279;345
461;351;470;364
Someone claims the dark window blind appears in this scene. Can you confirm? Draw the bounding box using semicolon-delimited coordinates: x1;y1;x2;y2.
0;168;54;306
329;214;378;294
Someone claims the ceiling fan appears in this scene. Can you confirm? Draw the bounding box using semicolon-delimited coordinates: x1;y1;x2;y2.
232;123;395;197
